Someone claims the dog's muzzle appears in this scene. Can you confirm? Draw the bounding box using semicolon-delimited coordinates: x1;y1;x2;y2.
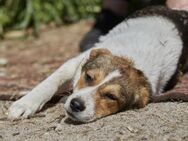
64;87;96;122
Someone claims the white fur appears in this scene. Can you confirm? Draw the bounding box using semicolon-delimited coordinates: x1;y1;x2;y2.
64;70;121;122
8;15;183;120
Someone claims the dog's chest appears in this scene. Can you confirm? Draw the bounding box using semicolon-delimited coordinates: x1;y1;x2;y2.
96;16;183;95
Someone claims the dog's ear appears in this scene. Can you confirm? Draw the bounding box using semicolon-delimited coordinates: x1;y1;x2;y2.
134;87;150;108
89;49;112;60
125;68;150;108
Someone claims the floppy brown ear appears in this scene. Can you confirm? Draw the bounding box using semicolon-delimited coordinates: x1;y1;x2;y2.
89;48;112;60
126;68;150;108
134;87;150;108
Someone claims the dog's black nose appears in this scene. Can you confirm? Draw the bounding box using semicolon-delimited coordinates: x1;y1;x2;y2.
70;98;85;112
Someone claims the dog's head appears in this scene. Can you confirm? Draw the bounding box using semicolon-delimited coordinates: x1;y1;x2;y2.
64;49;151;122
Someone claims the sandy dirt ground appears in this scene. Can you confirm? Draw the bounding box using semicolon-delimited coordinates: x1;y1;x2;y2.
0;21;188;141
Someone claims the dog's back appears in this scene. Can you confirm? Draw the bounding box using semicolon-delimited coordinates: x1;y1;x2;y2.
95;6;188;95
130;6;188;71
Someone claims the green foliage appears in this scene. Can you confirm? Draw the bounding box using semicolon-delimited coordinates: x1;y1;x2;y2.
0;0;101;36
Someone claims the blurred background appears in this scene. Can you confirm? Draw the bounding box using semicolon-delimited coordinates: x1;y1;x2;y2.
0;0;101;38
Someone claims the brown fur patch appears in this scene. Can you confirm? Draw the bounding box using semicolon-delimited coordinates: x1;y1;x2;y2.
75;73;86;90
120;67;151;109
89;48;112;60
76;49;116;90
94;84;125;118
76;69;105;90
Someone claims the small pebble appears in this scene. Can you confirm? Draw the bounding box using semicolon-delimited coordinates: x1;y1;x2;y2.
12;132;20;136
43;132;50;136
0;72;6;77
126;126;134;133
19;91;30;96
55;124;63;131
0;58;8;66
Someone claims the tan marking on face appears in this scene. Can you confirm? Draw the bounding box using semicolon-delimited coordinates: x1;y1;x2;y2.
75;69;105;90
75;73;85;90
94;84;126;118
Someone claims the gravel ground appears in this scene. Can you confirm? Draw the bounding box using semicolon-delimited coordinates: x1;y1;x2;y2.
0;101;188;141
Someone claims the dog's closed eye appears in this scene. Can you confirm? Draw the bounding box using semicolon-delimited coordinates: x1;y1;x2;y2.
102;93;118;101
85;73;94;83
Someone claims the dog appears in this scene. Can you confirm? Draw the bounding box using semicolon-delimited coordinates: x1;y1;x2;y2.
8;6;188;122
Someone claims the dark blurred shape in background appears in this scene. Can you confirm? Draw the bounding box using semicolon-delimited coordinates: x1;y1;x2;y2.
79;0;166;51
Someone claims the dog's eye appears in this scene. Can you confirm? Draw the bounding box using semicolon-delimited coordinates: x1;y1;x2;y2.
85;73;93;82
103;93;117;101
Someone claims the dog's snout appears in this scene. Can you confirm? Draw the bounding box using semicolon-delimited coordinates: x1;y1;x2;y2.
70;98;85;112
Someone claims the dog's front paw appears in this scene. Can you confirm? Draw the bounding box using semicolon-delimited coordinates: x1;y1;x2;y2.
8;99;41;120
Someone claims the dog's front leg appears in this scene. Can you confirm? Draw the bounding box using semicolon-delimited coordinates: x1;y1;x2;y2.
8;54;88;120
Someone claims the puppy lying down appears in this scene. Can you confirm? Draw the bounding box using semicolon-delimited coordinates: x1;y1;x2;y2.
8;6;188;122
